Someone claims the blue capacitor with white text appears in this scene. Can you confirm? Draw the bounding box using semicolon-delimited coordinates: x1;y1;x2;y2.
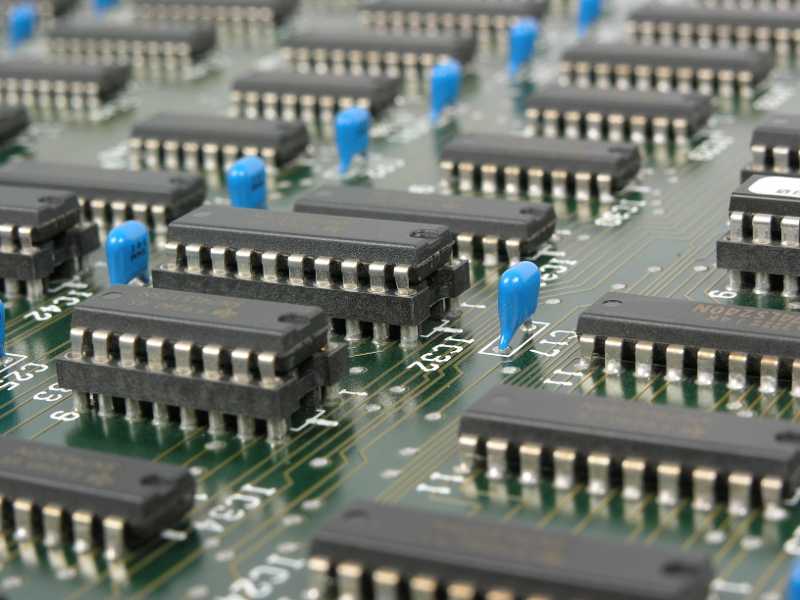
497;261;541;351
227;156;267;209
106;221;150;286
336;107;370;173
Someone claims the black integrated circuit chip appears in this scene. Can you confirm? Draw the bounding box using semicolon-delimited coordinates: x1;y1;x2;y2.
280;29;476;78
439;134;640;202
745;113;800;178
0;437;194;560
0;106;29;144
48;22;218;72
293;185;556;264
57;286;347;442
308;501;715;600
230;70;402;125
560;42;773;97
134;0;299;28
525;85;712;146
577;292;800;394
129;112;309;171
150;205;470;345
460;384;800;519
626;4;800;54
0;186;99;300
0;161;206;238
0;59;132;114
358;0;548;39
718;174;800;295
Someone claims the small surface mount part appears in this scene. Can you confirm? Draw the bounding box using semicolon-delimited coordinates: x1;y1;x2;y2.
459;385;800;519
577;292;800;395
439;134;640;202
0;59;131;116
0;186;99;301
525;85;712;146
717;174;800;296
497;261;540;350
280;30;476;79
746;113;800;179
308;500;715;600
0;437;194;561
625;4;800;55
150;206;470;345
0;161;206;239
230;70;402;126
559;42;773;98
57;286;347;443
133;0;299;29
358;0;547;41
47;22;218;73
293;185;556;265
0;106;29;144
129;112;309;172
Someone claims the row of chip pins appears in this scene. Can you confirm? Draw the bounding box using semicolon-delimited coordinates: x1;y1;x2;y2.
360;8;512;44
460;433;787;520
751;142;800;173
308;557;553;600
455;233;521;266
580;334;800;397
4;495;129;562
128;135;276;174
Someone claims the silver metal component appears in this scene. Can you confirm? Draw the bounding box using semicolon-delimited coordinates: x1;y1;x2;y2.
604;337;624;375
691;468;717;512
102;516;126;562
72;510;95;555
267;417;288;444
634;341;654;379
179;406;198;431
760;356;779;394
510;439;541;487
458;433;478;472
42;504;64;548
553;448;576;491
486;438;508;481
409;575;438;600
752;214;772;244
622;458;646;501
728;472;752;517
373;568;402;600
336;562;365;600
727;352;748;390
665;344;684;383
761;477;786;522
656;463;681;506
697;348;716;386
587;453;611;496
174;340;194;376
12;499;35;542
307;556;331;595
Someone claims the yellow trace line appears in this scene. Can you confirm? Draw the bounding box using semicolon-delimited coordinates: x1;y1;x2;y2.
537;486;584;528
713;510;759;564
681;506;723;550
625;495;655;542
643;499;690;545
572;490;619;535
